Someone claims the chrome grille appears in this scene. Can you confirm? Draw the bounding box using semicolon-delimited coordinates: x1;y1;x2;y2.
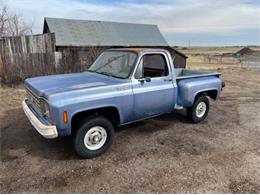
26;88;43;115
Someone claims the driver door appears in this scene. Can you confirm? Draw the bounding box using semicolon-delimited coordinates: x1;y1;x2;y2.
131;53;175;120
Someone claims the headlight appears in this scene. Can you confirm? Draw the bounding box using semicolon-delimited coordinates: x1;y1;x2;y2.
42;100;51;120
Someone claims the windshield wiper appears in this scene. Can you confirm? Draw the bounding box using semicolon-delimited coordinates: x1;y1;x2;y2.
88;68;125;79
87;69;111;76
95;71;125;79
97;71;113;77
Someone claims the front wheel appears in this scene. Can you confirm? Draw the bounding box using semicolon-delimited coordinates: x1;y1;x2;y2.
187;95;209;123
73;116;114;158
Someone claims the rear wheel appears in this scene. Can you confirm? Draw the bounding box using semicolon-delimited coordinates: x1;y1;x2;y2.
73;116;114;158
187;95;209;123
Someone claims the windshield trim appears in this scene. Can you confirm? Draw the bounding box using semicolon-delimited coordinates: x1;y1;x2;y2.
88;50;138;79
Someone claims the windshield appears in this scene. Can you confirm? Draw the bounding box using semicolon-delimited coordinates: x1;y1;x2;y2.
88;51;137;79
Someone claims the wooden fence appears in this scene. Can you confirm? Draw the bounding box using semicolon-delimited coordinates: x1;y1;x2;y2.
187;55;240;65
0;33;103;85
0;33;56;85
241;54;260;69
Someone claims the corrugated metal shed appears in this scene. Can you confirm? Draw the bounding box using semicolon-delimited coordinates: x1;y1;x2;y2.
43;17;168;47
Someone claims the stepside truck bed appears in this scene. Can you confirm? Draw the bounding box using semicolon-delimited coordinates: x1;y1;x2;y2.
175;69;221;80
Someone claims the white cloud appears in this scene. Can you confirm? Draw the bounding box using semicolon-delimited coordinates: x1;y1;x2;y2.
5;0;260;42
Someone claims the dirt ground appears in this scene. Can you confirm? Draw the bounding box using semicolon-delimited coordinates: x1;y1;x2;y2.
1;67;260;193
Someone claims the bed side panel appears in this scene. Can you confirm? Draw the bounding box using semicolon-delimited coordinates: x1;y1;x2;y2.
177;76;222;107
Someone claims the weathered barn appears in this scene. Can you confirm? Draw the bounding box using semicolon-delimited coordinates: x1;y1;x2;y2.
43;17;187;68
234;47;255;58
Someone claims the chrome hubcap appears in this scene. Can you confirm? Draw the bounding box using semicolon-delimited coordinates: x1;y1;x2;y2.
84;126;107;150
196;102;206;118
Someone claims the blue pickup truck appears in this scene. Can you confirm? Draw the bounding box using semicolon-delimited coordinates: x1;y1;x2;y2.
23;48;224;158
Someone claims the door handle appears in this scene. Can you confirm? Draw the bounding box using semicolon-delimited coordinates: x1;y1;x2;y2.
138;77;151;83
164;79;172;82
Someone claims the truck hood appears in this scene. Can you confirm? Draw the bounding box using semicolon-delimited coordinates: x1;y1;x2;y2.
24;72;122;97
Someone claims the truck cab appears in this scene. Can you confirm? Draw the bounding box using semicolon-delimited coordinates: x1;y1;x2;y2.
23;48;224;158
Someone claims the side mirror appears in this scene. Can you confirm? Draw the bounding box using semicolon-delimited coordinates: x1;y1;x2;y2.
145;77;151;82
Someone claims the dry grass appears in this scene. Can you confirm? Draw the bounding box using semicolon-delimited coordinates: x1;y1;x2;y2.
1;65;260;193
178;46;260;55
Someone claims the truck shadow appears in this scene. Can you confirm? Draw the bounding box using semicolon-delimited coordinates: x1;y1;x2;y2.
1;107;187;161
117;109;188;133
1;108;77;161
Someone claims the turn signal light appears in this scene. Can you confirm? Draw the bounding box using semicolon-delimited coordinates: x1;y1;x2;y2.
63;111;68;124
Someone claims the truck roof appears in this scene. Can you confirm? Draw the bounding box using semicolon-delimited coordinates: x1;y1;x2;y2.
107;47;188;59
107;47;169;53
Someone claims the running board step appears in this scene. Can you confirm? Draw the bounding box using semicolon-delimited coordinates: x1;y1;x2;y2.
174;104;183;110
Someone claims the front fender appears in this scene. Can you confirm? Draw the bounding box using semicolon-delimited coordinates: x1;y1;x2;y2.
69;104;123;124
58;103;124;136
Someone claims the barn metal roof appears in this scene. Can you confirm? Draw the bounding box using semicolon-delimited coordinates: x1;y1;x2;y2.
235;47;255;55
43;17;168;47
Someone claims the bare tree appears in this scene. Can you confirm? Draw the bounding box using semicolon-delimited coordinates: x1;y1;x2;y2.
0;1;33;37
0;2;8;37
6;13;33;36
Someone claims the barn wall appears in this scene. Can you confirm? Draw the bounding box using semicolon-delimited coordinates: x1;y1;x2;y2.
0;33;187;85
0;33;57;85
173;52;186;68
56;46;105;72
166;49;187;68
0;34;105;85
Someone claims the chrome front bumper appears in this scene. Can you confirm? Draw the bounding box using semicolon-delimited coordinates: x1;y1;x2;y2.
22;100;58;139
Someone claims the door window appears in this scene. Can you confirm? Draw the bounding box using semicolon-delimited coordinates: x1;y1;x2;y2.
135;54;168;79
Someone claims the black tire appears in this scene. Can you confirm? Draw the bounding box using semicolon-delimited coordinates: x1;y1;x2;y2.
187;95;209;123
73;115;114;159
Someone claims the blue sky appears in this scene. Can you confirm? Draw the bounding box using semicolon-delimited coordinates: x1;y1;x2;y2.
5;0;260;46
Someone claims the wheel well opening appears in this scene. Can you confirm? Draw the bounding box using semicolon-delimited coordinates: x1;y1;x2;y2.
71;107;120;132
197;90;218;100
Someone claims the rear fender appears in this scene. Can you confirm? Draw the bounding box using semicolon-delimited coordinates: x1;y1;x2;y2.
177;76;222;107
